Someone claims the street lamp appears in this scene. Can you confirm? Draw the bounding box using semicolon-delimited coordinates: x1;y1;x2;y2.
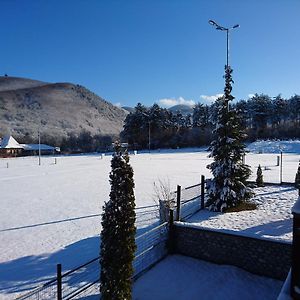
142;112;151;153
208;20;239;69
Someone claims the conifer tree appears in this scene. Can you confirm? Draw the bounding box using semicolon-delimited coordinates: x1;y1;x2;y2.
100;143;136;300
206;66;252;212
256;164;264;187
295;162;300;195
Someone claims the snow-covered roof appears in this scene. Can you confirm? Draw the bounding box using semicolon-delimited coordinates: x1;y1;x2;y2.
0;135;24;149
21;144;55;151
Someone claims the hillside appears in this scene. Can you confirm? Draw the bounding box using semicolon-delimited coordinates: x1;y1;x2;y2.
0;76;127;142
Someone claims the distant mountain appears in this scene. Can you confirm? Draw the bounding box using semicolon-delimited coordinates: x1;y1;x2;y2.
168;104;193;115
122;106;135;113
0;76;127;142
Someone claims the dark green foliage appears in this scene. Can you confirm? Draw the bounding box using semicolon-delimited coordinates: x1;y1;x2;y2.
120;93;300;150
256;164;264;187
295;162;300;194
206;66;253;212
100;144;136;300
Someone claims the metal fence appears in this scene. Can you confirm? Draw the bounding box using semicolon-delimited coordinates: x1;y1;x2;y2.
16;221;169;300
169;177;206;222
134;222;169;277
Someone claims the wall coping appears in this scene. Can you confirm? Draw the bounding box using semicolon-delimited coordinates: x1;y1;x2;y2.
175;221;292;246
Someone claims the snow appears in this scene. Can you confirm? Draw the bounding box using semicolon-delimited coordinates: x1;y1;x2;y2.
187;185;297;242
0;135;23;149
247;140;300;154
0;140;299;298
133;255;283;300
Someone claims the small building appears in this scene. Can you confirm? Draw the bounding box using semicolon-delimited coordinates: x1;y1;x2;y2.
0;136;23;157
0;135;59;157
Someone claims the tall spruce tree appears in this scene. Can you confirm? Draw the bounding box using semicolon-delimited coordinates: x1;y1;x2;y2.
206;66;252;212
100;143;136;300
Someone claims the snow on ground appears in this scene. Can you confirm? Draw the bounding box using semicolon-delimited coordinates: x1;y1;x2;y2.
247;139;300;154
187;185;298;242
0;141;299;298
133;255;283;300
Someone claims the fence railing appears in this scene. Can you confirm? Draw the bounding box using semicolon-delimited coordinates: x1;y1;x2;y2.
168;176;206;222
16;220;169;300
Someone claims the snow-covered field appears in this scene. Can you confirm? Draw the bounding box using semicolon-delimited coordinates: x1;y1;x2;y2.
0;141;299;299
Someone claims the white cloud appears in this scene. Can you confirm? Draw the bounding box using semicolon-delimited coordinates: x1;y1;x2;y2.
114;102;122;107
200;93;224;102
248;94;255;98
158;97;195;108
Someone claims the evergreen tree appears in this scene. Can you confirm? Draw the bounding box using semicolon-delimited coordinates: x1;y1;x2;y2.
295;162;300;195
206;66;252;212
100;143;136;300
256;164;264;187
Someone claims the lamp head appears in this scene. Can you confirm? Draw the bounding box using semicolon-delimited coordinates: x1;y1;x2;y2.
208;20;218;26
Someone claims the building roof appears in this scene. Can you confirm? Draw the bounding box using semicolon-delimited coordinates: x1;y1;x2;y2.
21;144;55;151
0;135;24;149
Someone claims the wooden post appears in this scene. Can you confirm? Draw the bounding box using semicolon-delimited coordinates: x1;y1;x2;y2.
201;175;205;209
54;158;57;165
57;264;62;300
291;202;300;299
176;185;181;221
277;156;280;166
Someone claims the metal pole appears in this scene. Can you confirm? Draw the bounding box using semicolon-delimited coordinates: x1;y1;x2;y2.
38;131;41;166
176;185;181;221
148;121;151;153
57;264;62;300
280;151;283;184
226;29;229;69
201;175;205;209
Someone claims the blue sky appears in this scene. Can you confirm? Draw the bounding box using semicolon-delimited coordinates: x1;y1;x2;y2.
0;0;299;108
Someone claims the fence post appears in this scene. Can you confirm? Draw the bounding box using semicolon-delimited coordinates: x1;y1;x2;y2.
57;264;62;300
291;199;300;299
176;185;181;221
168;209;175;254
277;155;280;166
201;175;205;209
280;151;283;184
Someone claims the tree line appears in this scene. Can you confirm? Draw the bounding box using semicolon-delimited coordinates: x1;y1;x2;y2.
121;94;300;149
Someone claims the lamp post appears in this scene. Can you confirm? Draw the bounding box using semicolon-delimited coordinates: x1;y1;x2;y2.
142;112;151;153
38;129;41;166
208;20;239;70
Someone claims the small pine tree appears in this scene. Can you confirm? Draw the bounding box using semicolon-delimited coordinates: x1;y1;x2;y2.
206;66;252;212
100;143;136;300
256;164;264;187
295;162;300;194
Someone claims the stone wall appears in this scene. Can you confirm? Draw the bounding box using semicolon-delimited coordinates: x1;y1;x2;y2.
173;224;291;280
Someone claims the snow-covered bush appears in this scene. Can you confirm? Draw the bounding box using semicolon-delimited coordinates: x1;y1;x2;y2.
256;165;264;187
153;179;175;223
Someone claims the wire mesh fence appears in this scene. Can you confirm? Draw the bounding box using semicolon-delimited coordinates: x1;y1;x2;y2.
15;278;57;300
135;205;160;227
16;220;169;300
134;222;169;277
